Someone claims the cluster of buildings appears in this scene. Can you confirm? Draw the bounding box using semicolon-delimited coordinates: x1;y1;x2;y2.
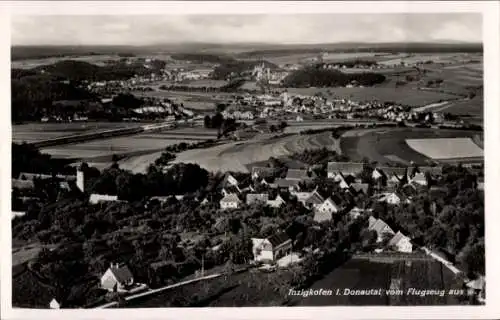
252;63;290;85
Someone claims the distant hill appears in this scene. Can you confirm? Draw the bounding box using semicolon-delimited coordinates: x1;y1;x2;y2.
12;42;482;61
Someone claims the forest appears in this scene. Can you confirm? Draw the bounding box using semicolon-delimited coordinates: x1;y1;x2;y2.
282;65;386;87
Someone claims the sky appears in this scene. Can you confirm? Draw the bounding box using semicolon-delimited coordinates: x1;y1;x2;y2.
11;13;482;46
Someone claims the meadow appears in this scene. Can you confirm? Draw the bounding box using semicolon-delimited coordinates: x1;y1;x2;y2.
406;138;484;160
170;131;341;173
12;122;142;144
340;127;483;166
39;127;218;170
285;87;459;107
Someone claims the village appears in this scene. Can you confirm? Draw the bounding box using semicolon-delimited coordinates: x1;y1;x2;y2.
11;154;486;308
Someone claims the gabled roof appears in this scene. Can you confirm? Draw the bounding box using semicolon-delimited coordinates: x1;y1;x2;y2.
388;231;409;247
285;169;310;181
466;276;485;290
306;191;325;205
369;218;395;236
109;264;134;284
368;216;378;229
267;232;291;247
246;193;269;204
221;173;239;187
222;185;241;194
220;193;241;203
327;162;364;174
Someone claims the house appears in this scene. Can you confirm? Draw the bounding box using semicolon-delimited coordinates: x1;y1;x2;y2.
285;169;311;181
100;263;134;292
349;183;369;195
266;195;286;208
387;231;413;253
291;191;313;205
221;173;239;188
409;172;427;186
89;194;119;204
314;198;340;222
246;193;269;205
305;191;325;209
221;185;241;196
327;162;364;178
251;167;276;180
465;276;485;302
378;167;408;183
220;193;241;210
368;216;395;242
378;192;404;205
348;207;367;219
49;298;60;309
271;178;300;192
11;179;35;190
251;232;292;262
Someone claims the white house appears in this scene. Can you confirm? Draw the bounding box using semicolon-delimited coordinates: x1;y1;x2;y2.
378;192;401;205
387;231;413;253
221;173;239;187
313;198;340;222
251;233;292;263
409;172;427;186
100;263;134;292
368;216;395;242
266;195;286;208
220;194;241;210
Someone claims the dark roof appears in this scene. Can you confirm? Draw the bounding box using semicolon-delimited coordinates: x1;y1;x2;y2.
327;162;364;174
109;264;134;284
246;193;269;204
377;167;407;177
12;179;35;190
272;178;299;188
350;183;369;194
285;169;309;181
267;232;290;247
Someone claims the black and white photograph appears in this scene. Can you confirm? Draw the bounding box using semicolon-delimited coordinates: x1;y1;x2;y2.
2;1;500;318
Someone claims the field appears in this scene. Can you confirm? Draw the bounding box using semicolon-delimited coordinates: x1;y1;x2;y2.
295;256;464;306
133;90;231;111
178;80;228;88
12;122;142;144
377;53;480;66
161;131;340;173
406;138;484;160
11;54;122;69
286;87;459;107
340;127;483;166
39;127;218;169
